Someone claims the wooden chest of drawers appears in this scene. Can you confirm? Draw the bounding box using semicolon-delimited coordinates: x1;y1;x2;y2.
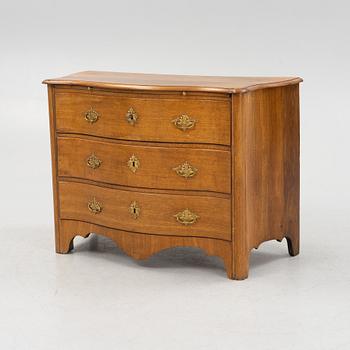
44;71;302;279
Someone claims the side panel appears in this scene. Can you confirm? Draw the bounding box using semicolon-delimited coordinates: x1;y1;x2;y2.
233;85;300;279
47;85;62;252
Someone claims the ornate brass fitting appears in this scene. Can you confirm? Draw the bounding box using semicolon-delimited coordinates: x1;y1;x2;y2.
127;155;140;173
174;209;199;225
172;114;196;131
84;108;99;123
173;162;198;178
87;154;102;169
129;201;140;219
88;197;102;214
126;107;138;125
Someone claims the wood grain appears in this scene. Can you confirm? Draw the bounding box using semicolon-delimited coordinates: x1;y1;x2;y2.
43;71;302;94
55;89;231;145
59;181;231;240
232;85;300;279
45;71;301;279
57;135;231;193
47;85;62;252
58;219;233;278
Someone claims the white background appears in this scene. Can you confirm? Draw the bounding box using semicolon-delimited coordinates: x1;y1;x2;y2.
0;1;349;349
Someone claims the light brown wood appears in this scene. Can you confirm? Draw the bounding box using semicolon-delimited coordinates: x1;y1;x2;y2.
232;85;300;279
57;135;231;193
47;85;62;252
43;71;302;94
45;71;301;279
58;220;233;278
55;88;231;145
59;181;231;240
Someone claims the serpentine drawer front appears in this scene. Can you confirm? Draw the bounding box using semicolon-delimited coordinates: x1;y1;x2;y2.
57;136;231;193
59;181;231;240
44;71;302;279
55;88;231;145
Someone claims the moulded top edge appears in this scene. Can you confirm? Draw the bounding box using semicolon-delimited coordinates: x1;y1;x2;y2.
43;71;303;94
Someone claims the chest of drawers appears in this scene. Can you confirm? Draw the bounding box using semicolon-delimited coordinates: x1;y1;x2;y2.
44;71;302;279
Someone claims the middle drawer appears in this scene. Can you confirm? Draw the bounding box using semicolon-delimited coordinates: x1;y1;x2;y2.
57;136;231;193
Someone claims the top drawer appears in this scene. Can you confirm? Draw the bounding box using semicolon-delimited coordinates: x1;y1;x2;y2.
54;89;231;145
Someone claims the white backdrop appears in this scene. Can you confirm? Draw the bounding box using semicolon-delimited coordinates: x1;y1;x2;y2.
0;1;349;349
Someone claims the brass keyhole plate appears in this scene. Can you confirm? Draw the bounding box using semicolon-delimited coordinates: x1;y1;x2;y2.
126;107;138;125
127;155;140;173
129;201;140;219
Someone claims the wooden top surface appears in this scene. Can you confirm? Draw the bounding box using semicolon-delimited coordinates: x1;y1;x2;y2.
43;71;302;93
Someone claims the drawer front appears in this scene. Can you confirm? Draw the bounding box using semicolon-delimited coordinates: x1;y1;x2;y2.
59;181;231;240
55;90;231;145
57;136;231;193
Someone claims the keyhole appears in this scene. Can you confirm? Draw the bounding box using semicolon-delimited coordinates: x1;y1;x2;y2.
132;161;135;167
133;208;137;214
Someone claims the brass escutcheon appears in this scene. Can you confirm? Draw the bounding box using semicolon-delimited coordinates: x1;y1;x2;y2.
84;108;99;123
87;154;102;169
174;209;199;225
172;114;196;131
126;107;138;125
173;162;198;178
129;201;140;219
127;155;140;173
88;197;102;214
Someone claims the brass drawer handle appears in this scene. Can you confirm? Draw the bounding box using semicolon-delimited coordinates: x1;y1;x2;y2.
88;197;102;214
127;155;140;173
87;154;102;169
173;162;198;178
129;201;140;219
85;108;99;123
126;107;138;125
174;209;199;225
172;114;196;131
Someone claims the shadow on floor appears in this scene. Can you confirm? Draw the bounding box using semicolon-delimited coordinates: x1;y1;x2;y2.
72;233;290;277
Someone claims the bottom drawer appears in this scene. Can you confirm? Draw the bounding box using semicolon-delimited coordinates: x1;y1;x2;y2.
59;181;231;240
